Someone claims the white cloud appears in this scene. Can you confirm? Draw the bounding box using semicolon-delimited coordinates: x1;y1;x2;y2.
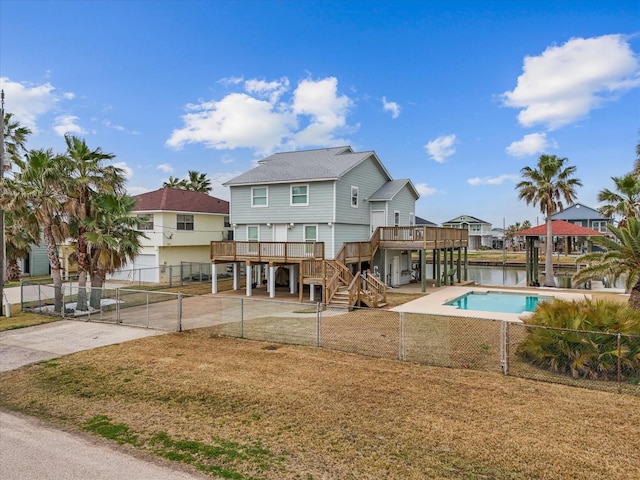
382;96;400;118
502;34;640;129
425;134;456;163
415;182;437;195
0;77;59;133
467;174;519;186
166;76;355;154
127;185;152;196
505;132;557;157
53;115;86;136
157;163;174;173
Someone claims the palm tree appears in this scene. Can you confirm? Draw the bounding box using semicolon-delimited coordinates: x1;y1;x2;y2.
4;208;39;281
2;149;70;312
64;135;122;310
184;170;212;193
597;173;640;226
163;176;186;189
84;194;146;309
516;155;582;287
3;112;31;166
573;218;640;310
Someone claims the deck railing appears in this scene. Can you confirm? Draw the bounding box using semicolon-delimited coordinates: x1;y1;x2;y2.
211;241;324;261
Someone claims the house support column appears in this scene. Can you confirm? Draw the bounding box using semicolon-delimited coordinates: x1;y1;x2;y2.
246;264;253;297
211;264;218;294
456;248;461;284
310;284;315;302
269;265;276;298
464;247;468;281
421;249;427;293
435;249;441;287
289;265;297;294
233;263;239;290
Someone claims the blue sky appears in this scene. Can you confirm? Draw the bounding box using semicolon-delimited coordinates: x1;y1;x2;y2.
1;0;638;228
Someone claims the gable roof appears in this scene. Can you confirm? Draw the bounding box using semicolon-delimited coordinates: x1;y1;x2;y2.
369;179;420;201
223;146;392;186
133;188;229;214
551;203;609;221
442;214;490;225
515;220;603;237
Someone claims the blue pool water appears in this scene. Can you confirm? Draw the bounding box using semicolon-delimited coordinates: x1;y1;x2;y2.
446;291;553;314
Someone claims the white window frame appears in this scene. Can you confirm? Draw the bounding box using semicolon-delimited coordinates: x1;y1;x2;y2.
251;186;268;207
176;214;194;231
303;224;318;242
593;220;608;233
290;184;309;206
350;186;359;208
247;225;259;241
394;211;400;227
137;213;154;231
409;212;415;226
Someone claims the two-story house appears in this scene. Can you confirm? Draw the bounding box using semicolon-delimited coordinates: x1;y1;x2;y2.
110;187;230;283
441;215;493;250
212;146;468;306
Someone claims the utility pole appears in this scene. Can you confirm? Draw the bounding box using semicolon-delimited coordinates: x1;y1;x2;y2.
0;89;5;316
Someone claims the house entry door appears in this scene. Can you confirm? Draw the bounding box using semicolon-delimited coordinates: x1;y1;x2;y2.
392;256;400;287
371;210;386;234
273;224;288;242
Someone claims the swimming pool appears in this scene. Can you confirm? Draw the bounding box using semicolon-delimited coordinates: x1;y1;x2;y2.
445;291;554;314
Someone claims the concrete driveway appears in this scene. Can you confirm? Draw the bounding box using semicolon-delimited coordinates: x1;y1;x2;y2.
0;320;164;372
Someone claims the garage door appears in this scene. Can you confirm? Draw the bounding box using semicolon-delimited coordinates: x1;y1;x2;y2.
110;254;159;283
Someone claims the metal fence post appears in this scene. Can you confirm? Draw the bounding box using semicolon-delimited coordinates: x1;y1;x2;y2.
116;288;120;324
240;298;244;338
617;333;622;394
316;302;321;347
177;293;183;332
501;321;510;375
20;279;23;311
399;311;405;361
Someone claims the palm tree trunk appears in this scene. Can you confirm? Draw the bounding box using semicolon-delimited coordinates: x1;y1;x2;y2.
544;218;555;287
89;270;104;310
629;278;640;311
42;225;64;313
76;236;89;311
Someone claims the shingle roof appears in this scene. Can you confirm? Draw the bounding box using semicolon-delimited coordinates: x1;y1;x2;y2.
443;214;490;225
415;216;437;226
515;220;603;237
223;146;391;185
551;203;609;221
133;188;229;214
369;179;419;201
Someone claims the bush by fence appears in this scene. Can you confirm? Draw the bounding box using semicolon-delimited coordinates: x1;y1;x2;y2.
21;283;640;395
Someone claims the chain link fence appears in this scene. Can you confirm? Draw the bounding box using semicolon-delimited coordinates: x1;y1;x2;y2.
20;283;640;395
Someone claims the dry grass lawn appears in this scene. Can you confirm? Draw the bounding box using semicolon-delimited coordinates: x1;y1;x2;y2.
1;329;639;480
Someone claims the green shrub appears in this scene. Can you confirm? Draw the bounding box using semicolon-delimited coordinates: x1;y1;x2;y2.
517;298;640;381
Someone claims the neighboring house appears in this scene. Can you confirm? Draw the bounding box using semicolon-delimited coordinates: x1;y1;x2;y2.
551;203;612;233
441;215;493;250
490;227;505;250
213;146;469;306
110;188;230;283
551;203;613;253
17;241;51;277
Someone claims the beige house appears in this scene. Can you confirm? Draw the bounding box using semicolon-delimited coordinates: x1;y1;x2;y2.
110;187;230;283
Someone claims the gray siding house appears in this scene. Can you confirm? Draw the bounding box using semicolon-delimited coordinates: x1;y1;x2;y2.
551;203;612;233
224;146;419;260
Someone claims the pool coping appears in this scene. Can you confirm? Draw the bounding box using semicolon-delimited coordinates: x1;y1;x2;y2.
391;286;592;323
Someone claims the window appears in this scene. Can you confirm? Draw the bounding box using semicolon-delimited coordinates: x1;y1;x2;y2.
573;221;584;227
304;225;317;242
593;221;608;233
351;186;359;208
252;187;268;207
409;213;415;226
247;225;259;241
137;214;154;230
291;184;309;206
224;216;230;228
177;214;194;231
394;211;400;226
